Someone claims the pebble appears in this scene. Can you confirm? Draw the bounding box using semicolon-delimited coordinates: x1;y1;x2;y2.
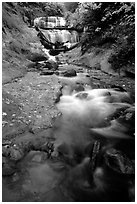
2;112;7;116
2;121;8;126
12;172;19;182
9;123;14;126
36;115;42;118
12;119;16;122
5;101;10;104
9;147;24;161
12;114;16;117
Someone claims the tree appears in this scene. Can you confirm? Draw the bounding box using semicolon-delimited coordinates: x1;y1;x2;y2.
69;2;135;70
64;2;79;13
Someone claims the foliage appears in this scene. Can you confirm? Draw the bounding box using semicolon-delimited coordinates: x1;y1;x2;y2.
67;2;135;70
63;2;79;13
42;2;64;17
2;3;23;32
18;2;64;21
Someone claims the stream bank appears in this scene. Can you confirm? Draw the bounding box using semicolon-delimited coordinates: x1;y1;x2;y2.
2;50;135;201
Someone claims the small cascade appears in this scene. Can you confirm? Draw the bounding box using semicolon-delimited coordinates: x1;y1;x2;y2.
40;30;79;44
61;30;71;43
34;16;66;29
70;31;79;43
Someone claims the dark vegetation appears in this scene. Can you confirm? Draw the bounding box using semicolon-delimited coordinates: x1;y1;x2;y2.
65;2;135;72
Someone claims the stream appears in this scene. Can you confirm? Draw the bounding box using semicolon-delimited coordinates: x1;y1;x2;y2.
2;62;96;202
2;27;135;202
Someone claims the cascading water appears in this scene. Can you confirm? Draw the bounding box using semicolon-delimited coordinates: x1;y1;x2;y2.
34;16;80;44
34;16;66;28
42;30;79;44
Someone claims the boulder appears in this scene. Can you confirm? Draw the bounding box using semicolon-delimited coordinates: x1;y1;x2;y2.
45;59;58;70
105;148;135;174
2;157;16;176
28;53;48;62
2;144;24;161
61;69;77;77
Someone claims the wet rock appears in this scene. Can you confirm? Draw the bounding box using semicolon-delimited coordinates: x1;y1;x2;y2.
74;84;85;92
54;86;63;103
27;62;44;71
2;157;16;176
32;153;43;162
54;71;59;75
40;70;54;76
28;53;48;62
12;172;20;182
104;148;135;174
75;92;88;100
111;85;127;92
49;49;60;56
27;62;37;68
2;144;24;161
45;59;58;70
61;69;77;77
117;106;135;135
10;146;24;161
31;152;48;162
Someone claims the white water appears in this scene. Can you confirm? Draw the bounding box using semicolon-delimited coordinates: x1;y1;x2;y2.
34;16;79;44
56;88;132;148
2;75;134;202
47;30;79;44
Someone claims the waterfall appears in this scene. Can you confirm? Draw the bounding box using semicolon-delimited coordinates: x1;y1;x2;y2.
34;16;80;44
70;31;79;43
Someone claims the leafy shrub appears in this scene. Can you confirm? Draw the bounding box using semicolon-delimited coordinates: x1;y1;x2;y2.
67;2;135;70
18;2;64;20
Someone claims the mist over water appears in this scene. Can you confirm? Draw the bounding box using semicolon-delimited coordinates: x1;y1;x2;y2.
52;86;133;160
51;86;134;201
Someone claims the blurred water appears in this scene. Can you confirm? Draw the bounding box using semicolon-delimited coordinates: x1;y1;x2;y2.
47;30;79;44
2;64;134;202
34;16;79;44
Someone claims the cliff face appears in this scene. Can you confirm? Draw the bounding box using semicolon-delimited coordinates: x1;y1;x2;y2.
2;2;39;84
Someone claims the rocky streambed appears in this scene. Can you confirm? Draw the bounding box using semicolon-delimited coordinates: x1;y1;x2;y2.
2;46;135;201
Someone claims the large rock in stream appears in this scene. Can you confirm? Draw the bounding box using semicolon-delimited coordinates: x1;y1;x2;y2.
61;68;77;77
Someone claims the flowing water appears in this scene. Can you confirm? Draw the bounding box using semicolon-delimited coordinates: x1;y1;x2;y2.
2;69;134;201
2;69;95;202
34;16;80;44
2;20;135;201
42;29;79;44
